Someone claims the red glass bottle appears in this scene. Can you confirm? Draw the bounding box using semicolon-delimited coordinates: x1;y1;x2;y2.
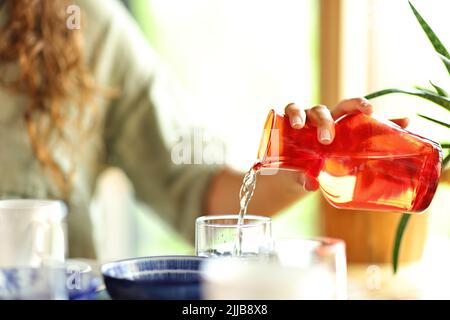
256;110;443;213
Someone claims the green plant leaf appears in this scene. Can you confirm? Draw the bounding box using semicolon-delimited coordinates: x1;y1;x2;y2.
409;1;450;74
429;81;449;97
444;153;450;167
393;214;412;274
365;89;396;100
415;85;439;95
437;53;450;75
441;143;450;148
365;88;450;112
417;114;450;129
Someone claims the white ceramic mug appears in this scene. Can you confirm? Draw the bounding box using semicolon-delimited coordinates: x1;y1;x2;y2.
0;199;67;267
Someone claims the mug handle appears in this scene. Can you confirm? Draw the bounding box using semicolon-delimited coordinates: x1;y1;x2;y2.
31;220;51;265
31;220;66;265
52;221;66;262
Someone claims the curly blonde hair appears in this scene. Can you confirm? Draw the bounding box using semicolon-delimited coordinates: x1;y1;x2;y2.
0;0;100;197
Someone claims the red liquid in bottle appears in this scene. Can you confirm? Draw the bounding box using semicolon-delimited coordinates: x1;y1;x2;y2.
256;110;443;213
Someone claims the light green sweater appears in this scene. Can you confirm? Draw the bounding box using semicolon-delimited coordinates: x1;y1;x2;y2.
0;0;220;258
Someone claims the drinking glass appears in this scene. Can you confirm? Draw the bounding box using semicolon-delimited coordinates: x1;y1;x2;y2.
202;237;347;299
195;215;272;258
274;237;347;299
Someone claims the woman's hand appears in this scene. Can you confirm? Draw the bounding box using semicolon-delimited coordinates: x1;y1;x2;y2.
285;98;409;190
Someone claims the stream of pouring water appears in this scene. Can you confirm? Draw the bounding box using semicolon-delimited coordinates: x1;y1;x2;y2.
235;165;259;256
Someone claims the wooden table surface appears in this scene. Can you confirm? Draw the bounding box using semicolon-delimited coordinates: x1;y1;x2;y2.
347;237;450;299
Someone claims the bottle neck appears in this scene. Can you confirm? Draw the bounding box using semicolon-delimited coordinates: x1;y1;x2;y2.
257;114;324;177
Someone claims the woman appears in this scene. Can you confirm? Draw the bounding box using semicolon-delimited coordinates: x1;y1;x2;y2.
0;0;407;258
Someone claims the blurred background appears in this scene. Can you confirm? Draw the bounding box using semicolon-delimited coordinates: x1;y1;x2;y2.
92;0;450;285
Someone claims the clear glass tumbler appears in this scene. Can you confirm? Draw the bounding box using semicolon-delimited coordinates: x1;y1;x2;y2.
202;237;347;300
274;237;347;299
195;215;272;258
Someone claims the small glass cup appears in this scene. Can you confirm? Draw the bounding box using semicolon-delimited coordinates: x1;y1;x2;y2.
202;237;347;300
195;215;272;258
274;237;347;299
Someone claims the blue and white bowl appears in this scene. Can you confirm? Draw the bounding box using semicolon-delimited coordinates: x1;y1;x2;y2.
101;256;206;300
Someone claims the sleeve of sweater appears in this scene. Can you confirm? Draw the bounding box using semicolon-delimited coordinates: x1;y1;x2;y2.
80;0;222;242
